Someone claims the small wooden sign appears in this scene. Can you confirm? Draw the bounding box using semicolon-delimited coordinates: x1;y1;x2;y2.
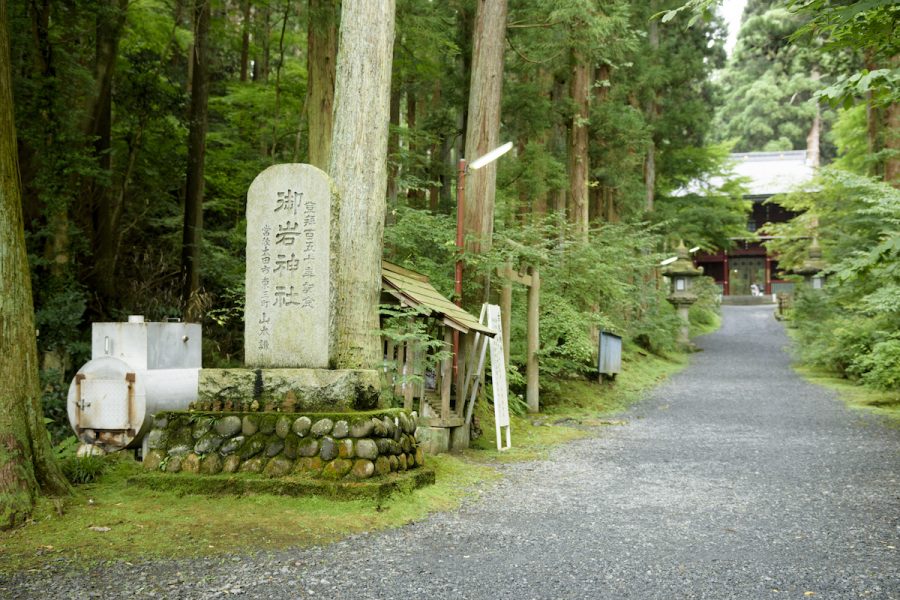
485;304;511;451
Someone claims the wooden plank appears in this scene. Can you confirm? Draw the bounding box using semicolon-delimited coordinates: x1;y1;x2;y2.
440;327;452;421
526;267;540;414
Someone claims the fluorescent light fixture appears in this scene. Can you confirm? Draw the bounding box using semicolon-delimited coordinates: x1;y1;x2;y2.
689;246;700;253
660;256;677;266
469;142;513;170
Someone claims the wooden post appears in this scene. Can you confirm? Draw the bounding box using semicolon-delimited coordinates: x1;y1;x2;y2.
526;266;540;413
441;327;453;422
500;262;512;360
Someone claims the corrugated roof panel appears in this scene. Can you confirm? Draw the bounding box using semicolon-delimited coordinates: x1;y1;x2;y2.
382;262;497;337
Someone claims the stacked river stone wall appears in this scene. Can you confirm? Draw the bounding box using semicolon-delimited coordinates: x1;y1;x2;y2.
143;409;423;480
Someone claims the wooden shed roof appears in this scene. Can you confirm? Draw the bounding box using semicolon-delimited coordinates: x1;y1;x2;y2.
382;261;496;337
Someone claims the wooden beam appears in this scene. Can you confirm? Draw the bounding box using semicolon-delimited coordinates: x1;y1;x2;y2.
526;267;540;413
496;266;533;287
441;327;453;421
499;264;512;360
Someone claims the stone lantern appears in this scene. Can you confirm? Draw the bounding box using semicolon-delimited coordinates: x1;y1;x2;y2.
793;236;826;290
663;241;704;346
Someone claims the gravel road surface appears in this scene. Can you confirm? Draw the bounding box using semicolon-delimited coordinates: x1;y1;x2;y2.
5;305;899;599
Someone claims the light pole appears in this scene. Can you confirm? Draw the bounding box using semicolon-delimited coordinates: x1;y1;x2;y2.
453;142;513;377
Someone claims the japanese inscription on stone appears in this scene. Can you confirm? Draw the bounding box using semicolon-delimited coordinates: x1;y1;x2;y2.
245;164;332;367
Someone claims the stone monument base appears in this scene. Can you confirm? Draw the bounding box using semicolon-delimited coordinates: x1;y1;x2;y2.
194;368;381;412
142;409;424;482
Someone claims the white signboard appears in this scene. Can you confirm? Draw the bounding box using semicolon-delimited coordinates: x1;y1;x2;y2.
485;304;511;451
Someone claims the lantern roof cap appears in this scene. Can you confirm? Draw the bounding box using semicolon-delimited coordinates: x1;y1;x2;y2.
663;241;703;277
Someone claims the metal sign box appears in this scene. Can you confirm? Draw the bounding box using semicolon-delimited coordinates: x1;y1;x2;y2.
597;330;623;378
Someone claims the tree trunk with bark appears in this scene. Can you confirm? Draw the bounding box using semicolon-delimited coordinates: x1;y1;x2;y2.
0;0;70;529
644;2;659;213
85;0;129;313
307;0;337;170
885;100;899;187
569;52;590;239
240;0;251;82
462;0;507;304
181;0;210;321
329;0;396;370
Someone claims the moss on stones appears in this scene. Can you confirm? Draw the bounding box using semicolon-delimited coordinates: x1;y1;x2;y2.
222;455;241;473
194;432;224;454
311;418;334;437
321;458;353;479
349;418;374;438
145;429;169;450
297;438;319;458
165;455;183;473
219;435;245;456
200;454;223;475
182;453;201;474
192;416;215;439
337;439;354;459
239;433;267;460
241;415;259;436
266;439;285;458
275;416;291;439
319;437;337;461
351;459;374;479
258;414;277;435
374;456;390;476
356;439;378;460
143;449;165;470
240;457;267;473
263;457;293;477
215;415;242;437
283;434;299;459
332;420;349;439
292;416;312;437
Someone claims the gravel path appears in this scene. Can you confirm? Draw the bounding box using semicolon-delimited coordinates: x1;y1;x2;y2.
5;305;899;599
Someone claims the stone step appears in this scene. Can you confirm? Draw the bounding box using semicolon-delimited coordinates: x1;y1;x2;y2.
722;294;776;306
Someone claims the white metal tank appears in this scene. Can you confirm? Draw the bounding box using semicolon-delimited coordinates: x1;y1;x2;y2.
67;316;201;452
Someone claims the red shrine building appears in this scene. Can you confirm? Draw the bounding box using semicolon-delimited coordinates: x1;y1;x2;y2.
692;150;816;296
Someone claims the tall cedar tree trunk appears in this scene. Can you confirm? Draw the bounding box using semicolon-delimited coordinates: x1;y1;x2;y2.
462;0;507;304
591;64;611;222
569;52;590;239
885;100;899;187
181;0;210;321
644;2;659;213
386;84;400;202
329;0;396;370
240;0;251;81
86;0;129;314
0;0;70;529
307;0;337;170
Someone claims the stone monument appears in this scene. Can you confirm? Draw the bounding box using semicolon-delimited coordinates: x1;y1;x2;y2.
245;164;333;367
196;164;380;412
140;164;427;483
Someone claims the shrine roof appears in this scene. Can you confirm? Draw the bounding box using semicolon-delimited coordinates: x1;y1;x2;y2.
382;261;497;337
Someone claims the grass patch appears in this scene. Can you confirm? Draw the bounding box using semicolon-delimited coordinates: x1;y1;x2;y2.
469;350;688;461
793;364;900;424
1;347;691;574
0;454;496;574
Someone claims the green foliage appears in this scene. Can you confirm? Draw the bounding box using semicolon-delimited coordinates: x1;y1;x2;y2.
772;167;900;394
379;304;450;407
53;437;109;485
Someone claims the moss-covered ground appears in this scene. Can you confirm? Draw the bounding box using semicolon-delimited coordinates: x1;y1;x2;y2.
793;365;900;425
0;348;689;574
